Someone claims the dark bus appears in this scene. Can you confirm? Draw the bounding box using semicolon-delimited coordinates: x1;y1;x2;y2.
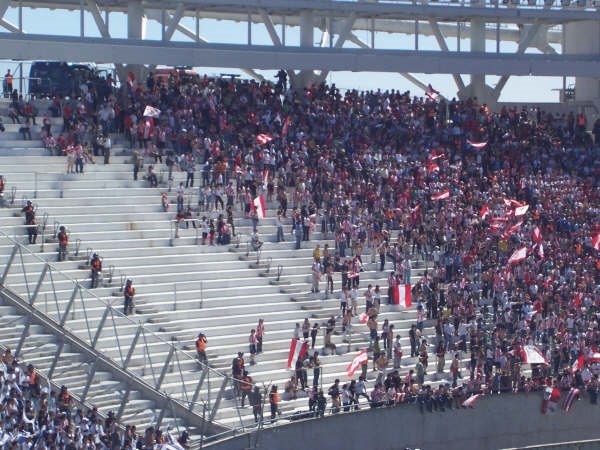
29;61;96;98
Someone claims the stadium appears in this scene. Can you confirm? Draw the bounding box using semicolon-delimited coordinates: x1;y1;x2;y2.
0;0;599;449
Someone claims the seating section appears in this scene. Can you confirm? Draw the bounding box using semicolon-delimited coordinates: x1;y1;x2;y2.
0;99;454;433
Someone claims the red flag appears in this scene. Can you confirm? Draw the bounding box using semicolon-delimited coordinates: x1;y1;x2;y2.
501;221;523;239
252;196;266;219
462;394;482;408
281;116;291;137
346;350;369;377
392;284;412;308
425;84;440;102
262;169;269;190
426;163;440;174
508;247;527;265
480;204;490;220
521;345;548;365
467;139;488;150
571;353;585;373
503;197;524;208
359;312;368;324
256;133;273;145
537;243;544;259
532;226;542;244
592;232;600;251
431;189;450;201
287;339;308;369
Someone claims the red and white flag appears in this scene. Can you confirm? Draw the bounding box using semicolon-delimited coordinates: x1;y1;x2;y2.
346;349;369;377
542;385;561;414
281;116;291;137
467;139;488;150
287;339;308;369
462;394;482;408
143;105;161;118
429;151;445;161
426;163;440;174
514;204;529;217
262;169;269;190
503;197;524;208
252;196;266;219
256;133;273;145
522;345;548;365
532;226;542;244
502;221;523;239
571;353;585;373
425;84;440;102
562;387;580;412
480;204;490;220
592;232;600;251
537;243;544;259
359;312;368;324
431;190;450;201
392;284;412;308
508;246;527;265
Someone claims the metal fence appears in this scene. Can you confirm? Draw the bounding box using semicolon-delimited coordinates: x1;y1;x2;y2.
0;230;249;439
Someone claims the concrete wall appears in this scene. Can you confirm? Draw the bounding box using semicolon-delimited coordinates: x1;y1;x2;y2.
207;393;600;450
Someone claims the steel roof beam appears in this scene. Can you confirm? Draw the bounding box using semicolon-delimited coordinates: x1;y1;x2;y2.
0;33;596;77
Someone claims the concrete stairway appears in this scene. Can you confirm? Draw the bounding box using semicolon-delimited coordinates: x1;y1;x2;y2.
0;147;458;431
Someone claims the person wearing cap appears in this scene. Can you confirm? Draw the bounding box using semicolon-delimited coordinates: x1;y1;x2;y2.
123;279;135;316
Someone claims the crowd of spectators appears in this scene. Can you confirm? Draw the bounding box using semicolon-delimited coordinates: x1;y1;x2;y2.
12;68;600;423
0;348;191;449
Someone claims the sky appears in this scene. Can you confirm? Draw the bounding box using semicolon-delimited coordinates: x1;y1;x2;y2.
0;6;572;102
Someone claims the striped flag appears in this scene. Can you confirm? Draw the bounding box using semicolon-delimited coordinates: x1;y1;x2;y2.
537;243;544;259
508;246;527;265
592;232;600;251
256;133;273;145
571;353;585;373
287;339;308;369
532;226;542;244
562;387;580;412
346;349;369;377
466;139;488;150
392;284;412;308
252;196;266;219
501;221;523;239
262;169;269;190
480;204;490;220
462;394;482;408
425;84;440;102
431;189;450;201
521;345;548;365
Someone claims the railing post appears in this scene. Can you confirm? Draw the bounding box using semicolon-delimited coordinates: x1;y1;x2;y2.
29;263;49;306
116;385;131;421
0;244;18;285
14;315;31;359
60;284;80;327
123;324;142;371
189;365;209;411
155;406;167;429
209;376;229;422
80;359;98;404
91;305;111;348
156;345;175;391
34;171;38;199
47;339;65;379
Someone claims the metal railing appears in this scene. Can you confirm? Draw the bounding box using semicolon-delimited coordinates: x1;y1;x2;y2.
0;230;250;437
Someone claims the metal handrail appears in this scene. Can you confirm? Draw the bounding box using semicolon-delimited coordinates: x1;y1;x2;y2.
276;265;283;282
0;230;239;433
9;186;16;206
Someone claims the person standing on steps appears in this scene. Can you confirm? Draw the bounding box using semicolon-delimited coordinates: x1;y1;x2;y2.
57;226;68;262
196;332;207;366
90;253;102;289
102;133;112;164
132;150;142;181
249;329;257;365
123;279;135;316
256;318;264;354
22;200;37;245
